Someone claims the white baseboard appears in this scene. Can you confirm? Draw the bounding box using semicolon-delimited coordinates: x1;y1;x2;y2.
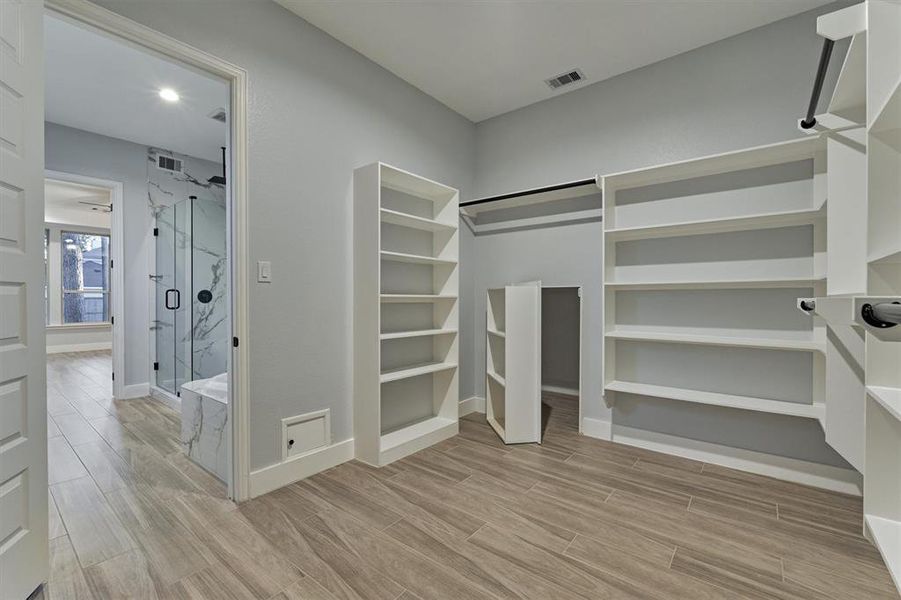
459;396;485;416
46;341;112;354
542;384;579;397
118;383;150;400
581;417;612;440
611;424;862;496
249;438;354;498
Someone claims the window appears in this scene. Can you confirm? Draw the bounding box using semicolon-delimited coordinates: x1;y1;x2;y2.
61;231;110;323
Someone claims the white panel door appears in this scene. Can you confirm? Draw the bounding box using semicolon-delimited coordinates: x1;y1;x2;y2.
0;1;48;598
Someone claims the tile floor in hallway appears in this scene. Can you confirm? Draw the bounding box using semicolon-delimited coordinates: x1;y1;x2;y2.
39;351;896;599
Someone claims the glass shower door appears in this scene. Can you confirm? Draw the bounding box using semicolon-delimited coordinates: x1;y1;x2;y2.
154;200;190;395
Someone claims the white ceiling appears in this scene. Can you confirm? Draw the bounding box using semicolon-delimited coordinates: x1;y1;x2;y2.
278;0;834;122
45;179;111;229
44;15;228;162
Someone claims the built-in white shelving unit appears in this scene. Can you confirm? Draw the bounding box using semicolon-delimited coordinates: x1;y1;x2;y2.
803;3;901;592
354;162;460;466
602;136;828;427
862;1;901;589
485;283;542;444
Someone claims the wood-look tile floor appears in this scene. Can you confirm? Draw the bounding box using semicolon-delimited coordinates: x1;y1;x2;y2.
40;351;896;599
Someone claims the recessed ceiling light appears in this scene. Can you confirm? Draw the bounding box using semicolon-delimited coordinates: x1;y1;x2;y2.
159;88;179;102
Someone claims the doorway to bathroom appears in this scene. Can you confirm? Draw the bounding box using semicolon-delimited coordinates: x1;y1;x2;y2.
42;2;250;504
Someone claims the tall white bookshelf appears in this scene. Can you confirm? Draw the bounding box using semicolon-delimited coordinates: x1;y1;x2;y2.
353;162;459;466
486;283;542;444
862;0;901;588
602;137;828;427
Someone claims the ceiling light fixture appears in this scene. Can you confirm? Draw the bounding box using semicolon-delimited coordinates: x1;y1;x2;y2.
159;88;179;102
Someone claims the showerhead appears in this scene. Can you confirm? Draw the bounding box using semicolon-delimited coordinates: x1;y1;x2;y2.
208;146;226;186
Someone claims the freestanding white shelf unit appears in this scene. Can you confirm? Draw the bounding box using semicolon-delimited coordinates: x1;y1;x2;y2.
486;282;542;444
353;162;460;466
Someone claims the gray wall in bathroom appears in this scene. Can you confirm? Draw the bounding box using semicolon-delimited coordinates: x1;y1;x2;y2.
45;122;223;389
466;2;853;468
90;0;477;471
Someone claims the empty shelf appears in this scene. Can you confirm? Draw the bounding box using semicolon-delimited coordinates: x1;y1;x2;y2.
487;328;506;338
380;294;457;303
380;361;457;383
869;248;901;265
605;380;825;421
380;250;457;266
606;208;823;241
487;370;506;386
604;276;825;290
865;515;901;591
606;330;825;353
380;328;457;340
380;208;456;232
868;386;901;423
380;416;457;452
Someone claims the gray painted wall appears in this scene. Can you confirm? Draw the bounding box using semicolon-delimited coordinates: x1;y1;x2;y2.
541;287;580;391
91;0;476;471
468;3;851;468
45;122;222;387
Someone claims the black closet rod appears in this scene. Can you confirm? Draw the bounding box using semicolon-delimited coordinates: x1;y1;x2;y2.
799;38;835;130
460;177;597;208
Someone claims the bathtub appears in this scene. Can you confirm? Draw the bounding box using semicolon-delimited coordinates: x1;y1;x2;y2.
181;373;228;482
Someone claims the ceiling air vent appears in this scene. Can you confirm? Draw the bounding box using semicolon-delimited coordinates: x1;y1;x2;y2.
157;155;183;174
208;107;227;123
545;69;586;90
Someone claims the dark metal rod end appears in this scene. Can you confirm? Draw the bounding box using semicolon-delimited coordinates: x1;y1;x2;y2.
801;39;835;127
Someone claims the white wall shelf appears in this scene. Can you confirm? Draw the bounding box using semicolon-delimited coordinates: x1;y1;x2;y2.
380;294;457;303
354;162;460;466
868;386;901;424
487;369;506;387
605;330;825;353
380;250;457;266
605;380;825;422
865;515;901;592
604;276;825;291
380;361;458;384
486;283;542;444
379;328;457;341
380;207;455;232
605;207;825;242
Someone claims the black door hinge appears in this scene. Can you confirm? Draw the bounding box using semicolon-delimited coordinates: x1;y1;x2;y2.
111;372;115;381
153;227;159;236
153;361;159;371
232;337;239;348
110;259;114;269
110;316;114;325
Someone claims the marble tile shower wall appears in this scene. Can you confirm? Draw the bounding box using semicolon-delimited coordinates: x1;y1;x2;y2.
148;147;228;386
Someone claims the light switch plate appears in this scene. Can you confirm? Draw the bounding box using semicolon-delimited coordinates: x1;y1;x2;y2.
257;260;272;283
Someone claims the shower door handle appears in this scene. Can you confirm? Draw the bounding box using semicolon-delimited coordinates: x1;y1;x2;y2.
165;289;181;310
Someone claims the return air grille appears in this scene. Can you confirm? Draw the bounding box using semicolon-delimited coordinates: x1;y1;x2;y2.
157;155;183;174
545;69;585;90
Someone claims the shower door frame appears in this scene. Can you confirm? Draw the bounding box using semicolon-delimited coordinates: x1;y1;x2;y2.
47;0;253;502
